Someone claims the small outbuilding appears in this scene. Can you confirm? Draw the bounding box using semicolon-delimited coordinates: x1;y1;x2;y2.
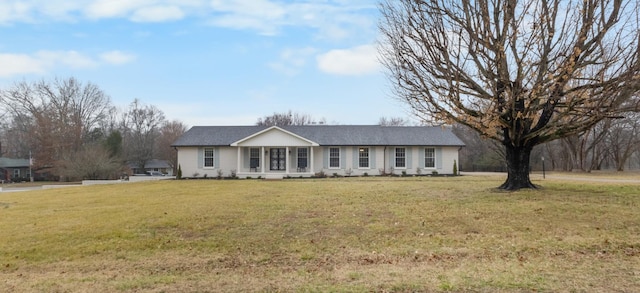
0;157;31;182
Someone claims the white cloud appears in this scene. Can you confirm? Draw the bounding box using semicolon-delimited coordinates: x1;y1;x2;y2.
210;0;285;20
268;47;317;76
85;0;151;19
131;5;185;22
209;0;285;35
316;44;380;76
36;50;99;69
0;2;35;23
0;1;377;40
100;50;137;65
0;49;135;78
0;53;46;77
207;0;377;40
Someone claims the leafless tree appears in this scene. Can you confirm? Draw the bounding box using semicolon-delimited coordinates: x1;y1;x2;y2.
452;124;506;171
378;116;411;126
0;77;114;179
605;112;640;171
57;144;122;180
379;0;640;189
156;120;188;171
560;120;609;172
256;110;325;126
121;99;166;172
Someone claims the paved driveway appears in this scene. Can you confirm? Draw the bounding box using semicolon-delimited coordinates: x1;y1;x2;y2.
0;186;44;193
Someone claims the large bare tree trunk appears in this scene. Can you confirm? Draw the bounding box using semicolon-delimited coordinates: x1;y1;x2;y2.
500;144;536;189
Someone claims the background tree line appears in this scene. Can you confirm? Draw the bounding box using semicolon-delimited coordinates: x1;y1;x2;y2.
259;110;640;173
453;116;640;173
0;77;187;181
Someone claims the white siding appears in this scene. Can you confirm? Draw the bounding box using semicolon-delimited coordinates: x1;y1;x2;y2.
177;146;238;178
439;146;460;174
217;147;237;176
178;145;460;178
176;147;199;177
311;146;324;174
237;128;314;147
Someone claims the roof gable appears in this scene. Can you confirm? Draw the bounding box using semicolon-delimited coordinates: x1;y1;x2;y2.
231;126;319;147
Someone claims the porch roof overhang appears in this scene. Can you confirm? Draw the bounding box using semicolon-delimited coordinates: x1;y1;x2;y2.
230;126;320;147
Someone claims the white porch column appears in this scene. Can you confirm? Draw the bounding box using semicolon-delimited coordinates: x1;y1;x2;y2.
236;147;241;173
261;146;265;173
285;146;290;174
310;147;314;174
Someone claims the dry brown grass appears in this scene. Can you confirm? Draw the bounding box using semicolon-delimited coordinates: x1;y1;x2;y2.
1;176;639;292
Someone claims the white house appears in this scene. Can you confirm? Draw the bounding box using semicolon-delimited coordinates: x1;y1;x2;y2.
172;125;465;179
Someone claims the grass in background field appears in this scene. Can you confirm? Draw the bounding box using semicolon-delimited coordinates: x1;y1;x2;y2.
1;176;639;292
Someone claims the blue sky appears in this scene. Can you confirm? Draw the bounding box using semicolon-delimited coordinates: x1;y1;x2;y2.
0;0;412;127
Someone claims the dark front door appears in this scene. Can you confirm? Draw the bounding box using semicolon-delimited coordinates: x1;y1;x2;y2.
270;148;286;170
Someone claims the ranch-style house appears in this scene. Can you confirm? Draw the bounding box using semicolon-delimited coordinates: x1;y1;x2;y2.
172;125;465;179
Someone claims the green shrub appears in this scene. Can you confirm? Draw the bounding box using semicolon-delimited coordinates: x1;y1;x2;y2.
453;160;458;176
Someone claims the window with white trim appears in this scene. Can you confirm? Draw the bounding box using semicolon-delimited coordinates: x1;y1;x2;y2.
204;147;215;167
425;147;435;168
13;169;20;178
358;147;369;168
329;147;340;168
395;147;406;168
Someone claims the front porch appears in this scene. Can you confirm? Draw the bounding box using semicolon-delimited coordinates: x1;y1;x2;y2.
235;146;316;179
230;126;320;179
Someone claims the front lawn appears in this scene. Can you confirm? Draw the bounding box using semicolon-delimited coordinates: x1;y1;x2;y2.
1;176;638;292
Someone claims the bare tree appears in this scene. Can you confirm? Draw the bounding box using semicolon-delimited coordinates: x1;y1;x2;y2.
256;110;325;126
57;144;122;180
121;99;166;172
560;119;610;172
156;120;188;171
0;77;114;179
379;0;640;189
452;124;506;171
605;112;640;171
378;116;411;126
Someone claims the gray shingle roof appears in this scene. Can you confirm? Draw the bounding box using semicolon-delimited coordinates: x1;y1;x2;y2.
0;157;30;168
172;125;465;147
127;159;172;169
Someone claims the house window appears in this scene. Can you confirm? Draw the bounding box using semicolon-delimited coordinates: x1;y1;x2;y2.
297;148;308;169
395;147;406;168
329;147;340;168
359;147;369;168
204;147;215;167
425;147;435;168
250;148;260;168
13;169;20;178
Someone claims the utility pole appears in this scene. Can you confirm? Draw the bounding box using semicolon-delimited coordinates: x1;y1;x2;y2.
29;151;33;182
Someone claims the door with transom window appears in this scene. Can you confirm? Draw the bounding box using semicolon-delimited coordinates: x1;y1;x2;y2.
270;148;286;170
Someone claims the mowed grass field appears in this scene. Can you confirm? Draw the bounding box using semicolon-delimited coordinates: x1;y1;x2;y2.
1;175;639;292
